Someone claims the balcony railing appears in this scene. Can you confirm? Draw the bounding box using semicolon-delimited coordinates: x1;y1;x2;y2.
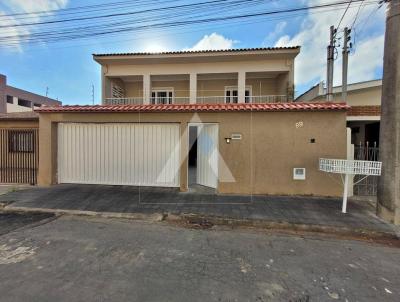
105;97;143;105
249;95;287;103
104;95;288;105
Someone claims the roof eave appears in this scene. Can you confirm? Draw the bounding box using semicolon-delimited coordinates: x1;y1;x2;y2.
92;47;301;64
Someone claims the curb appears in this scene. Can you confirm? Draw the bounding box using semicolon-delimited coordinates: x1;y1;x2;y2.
2;205;398;243
1;206;165;222
166;213;400;243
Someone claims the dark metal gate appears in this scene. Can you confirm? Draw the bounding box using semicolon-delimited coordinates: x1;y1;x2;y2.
353;142;379;196
0;128;39;185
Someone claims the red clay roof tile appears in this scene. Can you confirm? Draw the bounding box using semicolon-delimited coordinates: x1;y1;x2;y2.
93;47;300;57
36;102;349;113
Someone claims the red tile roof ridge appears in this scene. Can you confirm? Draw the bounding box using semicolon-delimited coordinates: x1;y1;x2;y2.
35;102;349;113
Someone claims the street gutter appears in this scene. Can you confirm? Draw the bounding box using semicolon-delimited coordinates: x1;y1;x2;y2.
1;204;399;246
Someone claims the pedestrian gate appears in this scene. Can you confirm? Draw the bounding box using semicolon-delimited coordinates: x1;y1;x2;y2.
0;128;39;185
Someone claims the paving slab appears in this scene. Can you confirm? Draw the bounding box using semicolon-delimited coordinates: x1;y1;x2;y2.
0;184;397;236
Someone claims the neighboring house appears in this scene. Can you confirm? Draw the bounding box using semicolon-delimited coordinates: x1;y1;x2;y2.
0;74;61;113
0;111;39;184
34;48;349;197
296;80;381;146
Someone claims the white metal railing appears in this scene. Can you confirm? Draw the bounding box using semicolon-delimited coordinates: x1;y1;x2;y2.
196;96;227;104
249;95;287;103
319;158;382;176
170;97;190;104
319;157;382;214
105;97;143;105
104;95;289;105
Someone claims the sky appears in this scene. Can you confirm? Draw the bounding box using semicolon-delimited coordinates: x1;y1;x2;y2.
0;0;386;105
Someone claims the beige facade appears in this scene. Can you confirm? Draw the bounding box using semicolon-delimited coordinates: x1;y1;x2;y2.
94;48;299;105
37;110;346;197
296;80;382;145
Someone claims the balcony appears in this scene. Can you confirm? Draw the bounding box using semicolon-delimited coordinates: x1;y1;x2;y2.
104;95;288;105
104;71;293;106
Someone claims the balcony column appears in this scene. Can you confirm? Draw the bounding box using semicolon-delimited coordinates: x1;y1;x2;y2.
143;73;151;104
237;71;246;103
189;73;197;104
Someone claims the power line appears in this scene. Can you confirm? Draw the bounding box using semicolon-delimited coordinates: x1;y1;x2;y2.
336;0;353;30
2;5;357;52
0;0;377;47
0;0;177;18
0;0;235;28
1;0;370;30
350;1;384;50
350;0;365;29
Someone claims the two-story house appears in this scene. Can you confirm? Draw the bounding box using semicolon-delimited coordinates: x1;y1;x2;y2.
96;47;298;105
35;47;348;197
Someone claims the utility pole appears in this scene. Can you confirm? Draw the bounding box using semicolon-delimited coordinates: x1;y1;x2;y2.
91;84;95;105
377;0;400;224
326;25;336;101
342;27;351;102
45;87;49;97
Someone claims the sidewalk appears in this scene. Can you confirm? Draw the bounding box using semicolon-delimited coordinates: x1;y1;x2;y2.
0;184;397;238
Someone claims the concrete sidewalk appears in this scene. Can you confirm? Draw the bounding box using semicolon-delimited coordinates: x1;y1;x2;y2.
0;184;397;237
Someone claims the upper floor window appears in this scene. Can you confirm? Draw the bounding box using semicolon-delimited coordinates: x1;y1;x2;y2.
6;95;13;104
151;88;173;104
18;99;32;108
225;86;252;103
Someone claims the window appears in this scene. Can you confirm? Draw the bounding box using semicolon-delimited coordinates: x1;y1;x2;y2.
8;131;35;153
151;88;173;104
111;81;125;98
33;103;42;107
245;90;250;103
293;168;306;180
225;86;252;103
18;99;32;108
6;95;13;104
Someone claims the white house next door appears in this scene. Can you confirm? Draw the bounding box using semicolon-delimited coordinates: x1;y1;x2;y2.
196;124;218;188
58;123;180;187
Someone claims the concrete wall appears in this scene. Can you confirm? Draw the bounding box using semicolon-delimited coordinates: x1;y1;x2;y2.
0;119;39;129
37;111;346;197
151;80;190;98
118;77;285;98
124;81;143;98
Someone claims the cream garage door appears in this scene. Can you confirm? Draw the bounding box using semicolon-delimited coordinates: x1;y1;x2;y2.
58;123;180;187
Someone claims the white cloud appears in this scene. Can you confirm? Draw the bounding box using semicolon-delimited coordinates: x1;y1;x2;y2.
0;12;29;52
263;21;287;45
335;34;384;85
0;0;69;51
4;0;68;13
184;33;237;51
274;0;385;87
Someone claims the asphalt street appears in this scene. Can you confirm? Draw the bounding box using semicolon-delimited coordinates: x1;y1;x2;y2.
0;213;399;302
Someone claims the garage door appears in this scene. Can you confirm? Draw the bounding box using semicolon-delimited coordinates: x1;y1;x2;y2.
58;123;180;187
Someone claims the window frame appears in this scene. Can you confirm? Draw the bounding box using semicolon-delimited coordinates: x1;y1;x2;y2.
151;87;174;104
224;86;252;103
